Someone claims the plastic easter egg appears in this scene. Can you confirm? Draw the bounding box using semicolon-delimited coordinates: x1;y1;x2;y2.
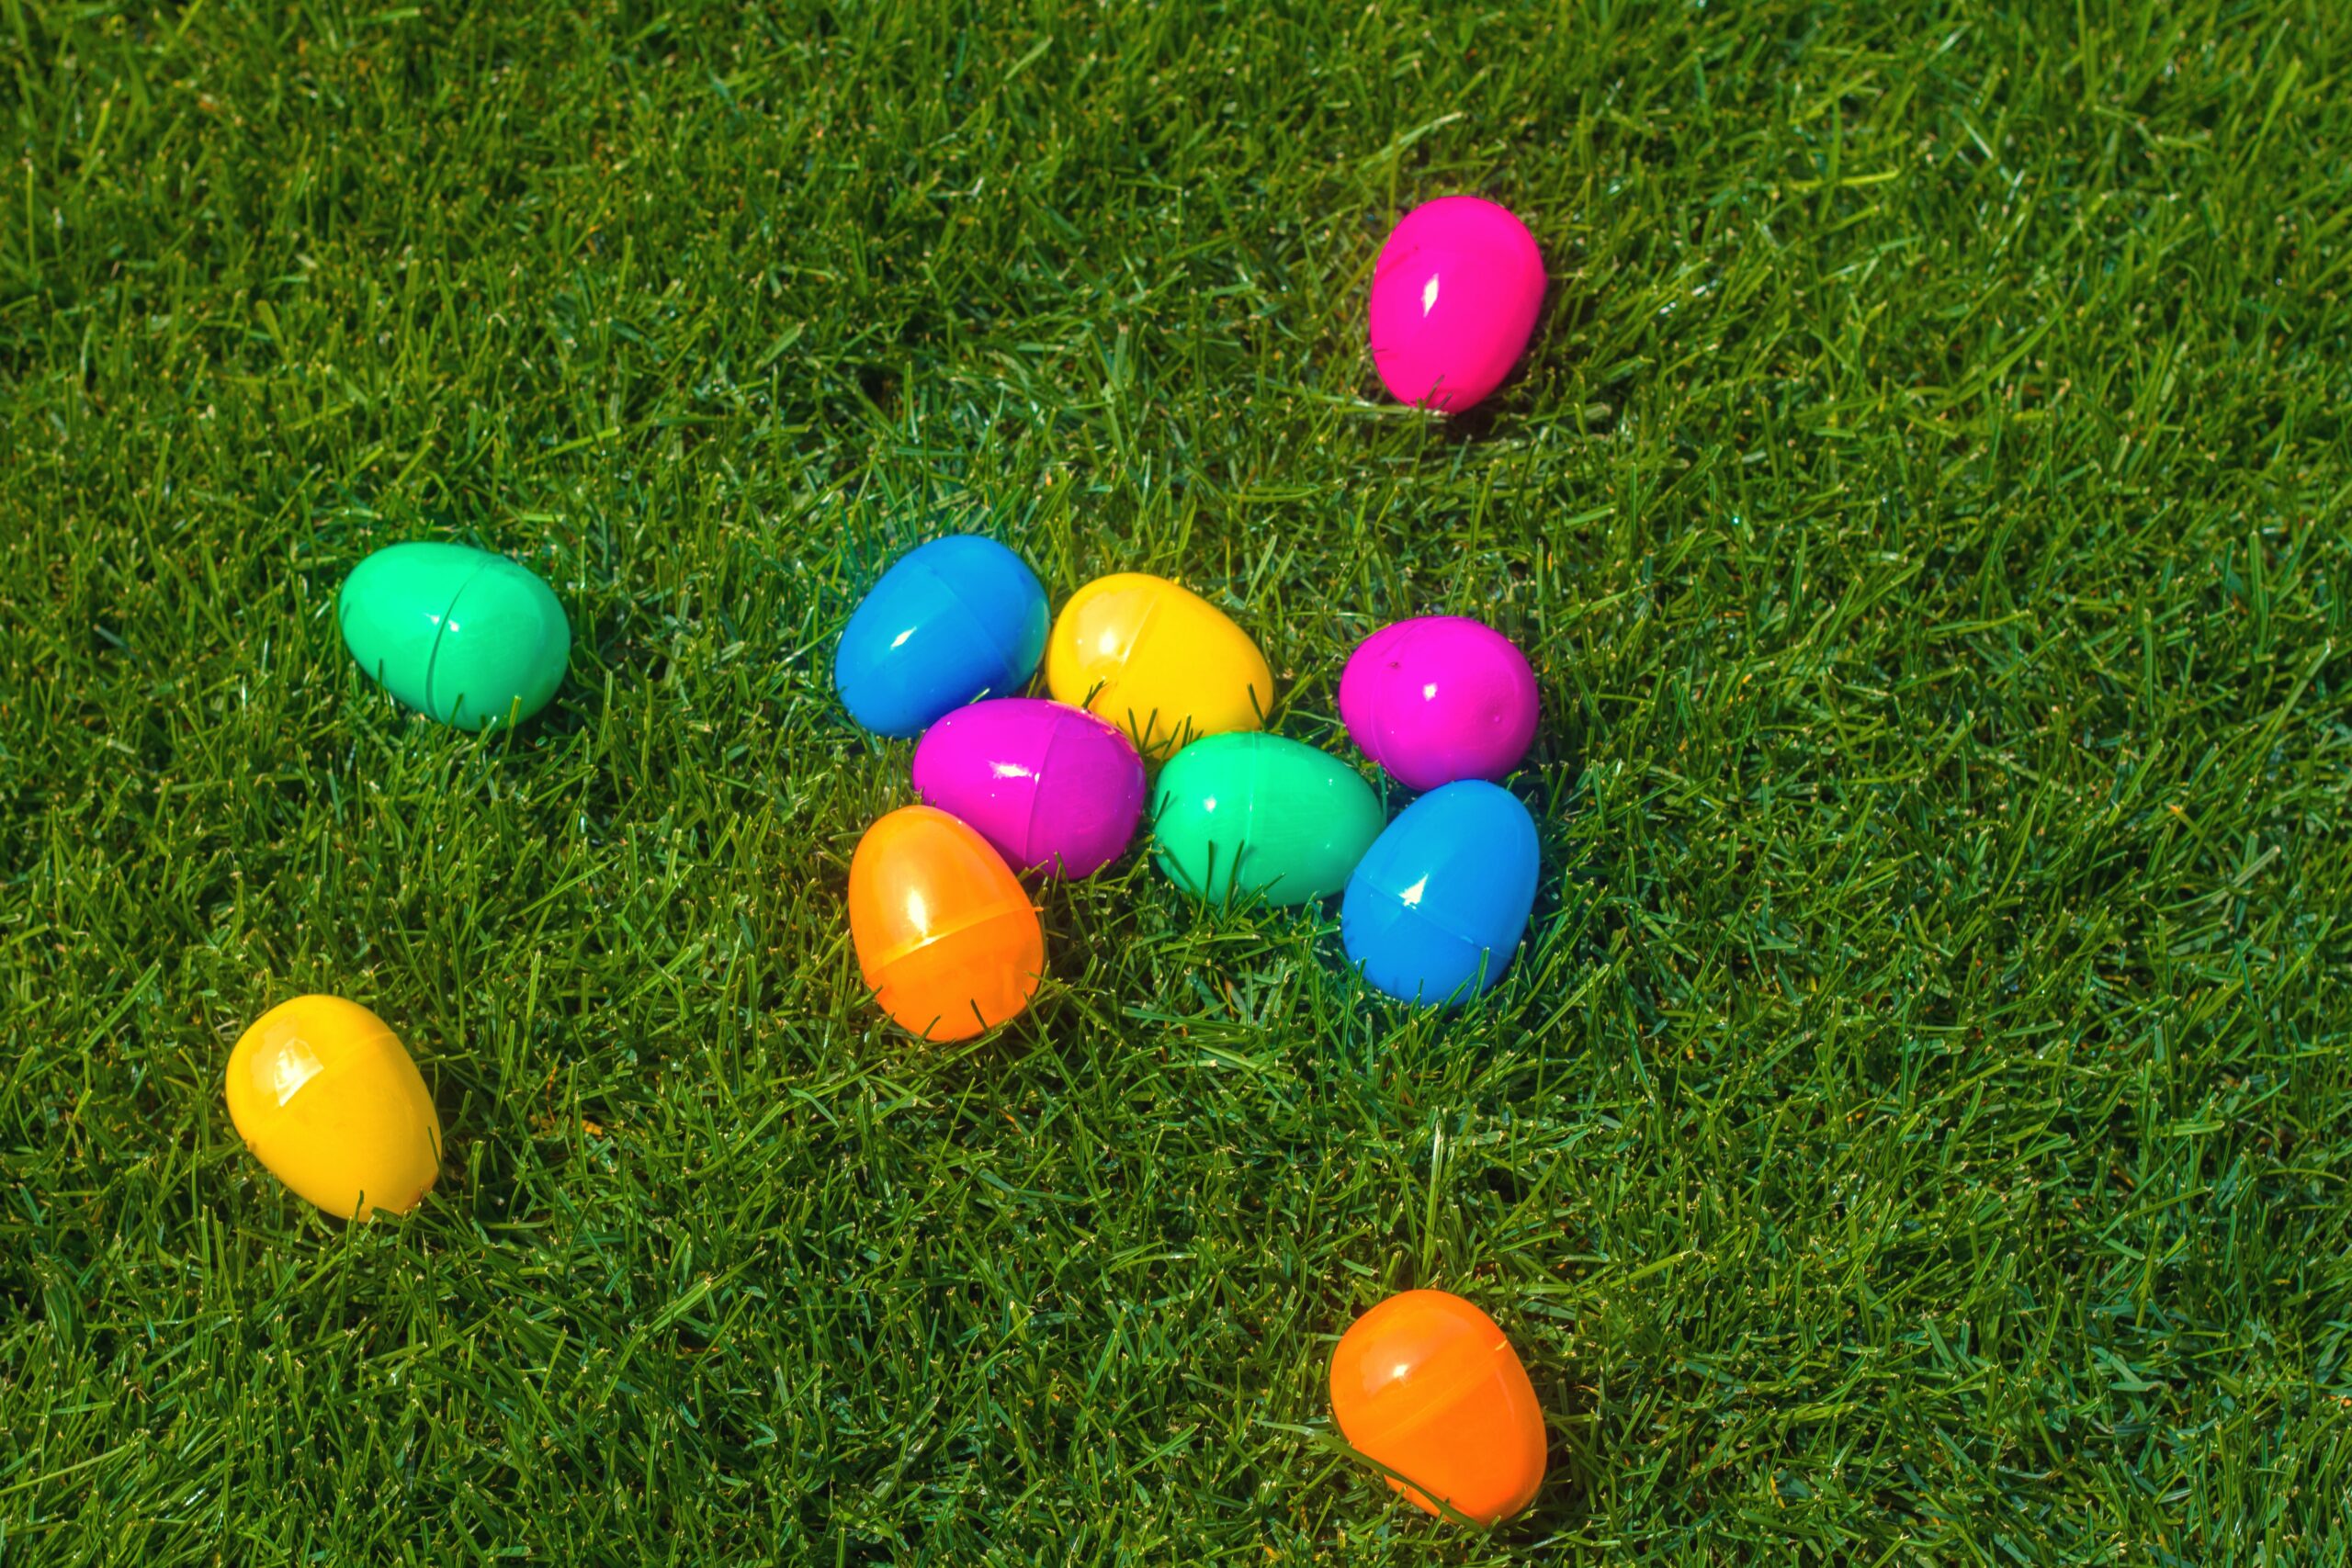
911;698;1147;879
1342;780;1538;1004
1367;196;1546;413
1330;1289;1546;1526
849;806;1044;1041
1046;573;1273;754
1340;616;1540;791
834;536;1049;739
340;541;570;730
224;995;443;1220
1152;733;1385;906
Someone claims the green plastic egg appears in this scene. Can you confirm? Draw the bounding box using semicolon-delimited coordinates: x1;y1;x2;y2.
1152;733;1386;906
339;542;570;731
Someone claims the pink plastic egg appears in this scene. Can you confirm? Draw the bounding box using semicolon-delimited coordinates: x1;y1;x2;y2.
1367;196;1546;413
911;698;1148;879
1340;616;1540;792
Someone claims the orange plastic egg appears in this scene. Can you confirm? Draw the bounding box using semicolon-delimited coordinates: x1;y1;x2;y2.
1329;1289;1546;1526
849;806;1044;1041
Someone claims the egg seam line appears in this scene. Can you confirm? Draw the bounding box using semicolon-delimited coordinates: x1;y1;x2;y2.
420;558;498;726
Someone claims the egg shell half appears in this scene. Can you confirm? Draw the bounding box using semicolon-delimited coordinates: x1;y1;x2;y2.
911;698;1147;879
1046;572;1273;755
1340;615;1540;792
1341;780;1538;1004
339;541;571;731
1367;196;1546;413
225;995;443;1220
1151;732;1386;906
849;806;1044;1040
834;536;1050;739
1330;1289;1547;1526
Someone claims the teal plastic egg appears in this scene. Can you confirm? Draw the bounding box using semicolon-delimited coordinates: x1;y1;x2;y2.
339;542;571;731
1151;733;1386;906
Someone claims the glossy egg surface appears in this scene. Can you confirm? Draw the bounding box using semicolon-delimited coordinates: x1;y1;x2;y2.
1340;615;1539;791
1341;780;1538;1004
1367;196;1545;413
849;806;1044;1040
1151;732;1385;906
225;994;443;1220
1045;573;1272;754
911;698;1147;879
834;536;1049;739
1329;1288;1546;1525
339;541;571;731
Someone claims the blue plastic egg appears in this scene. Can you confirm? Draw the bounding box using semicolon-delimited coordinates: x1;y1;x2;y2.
1341;780;1539;1005
834;536;1049;739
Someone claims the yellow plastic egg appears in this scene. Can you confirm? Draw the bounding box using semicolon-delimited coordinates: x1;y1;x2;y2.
225;995;443;1220
1045;573;1274;753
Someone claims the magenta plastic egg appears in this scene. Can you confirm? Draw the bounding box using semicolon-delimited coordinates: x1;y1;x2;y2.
1340;616;1540;792
910;698;1147;879
1367;196;1545;413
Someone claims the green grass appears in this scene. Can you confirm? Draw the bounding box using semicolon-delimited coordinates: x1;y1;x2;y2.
5;0;2351;1561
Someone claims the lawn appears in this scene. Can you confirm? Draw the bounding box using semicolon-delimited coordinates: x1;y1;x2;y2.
6;0;2351;1562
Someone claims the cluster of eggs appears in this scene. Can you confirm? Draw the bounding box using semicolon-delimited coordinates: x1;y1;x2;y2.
831;533;1546;1038
832;536;1552;1526
226;193;1556;1527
